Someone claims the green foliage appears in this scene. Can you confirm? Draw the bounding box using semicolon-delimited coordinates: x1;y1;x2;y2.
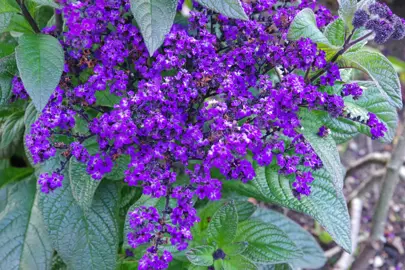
207;201;238;247
337;0;357;30
196;0;248;20
0;176;53;270
130;0;178;55
186;246;215;266
15;34;64;111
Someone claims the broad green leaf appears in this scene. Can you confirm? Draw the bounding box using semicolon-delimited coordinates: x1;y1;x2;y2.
6;14;35;33
259;264;292;270
299;109;344;190
337;0;357;29
0;0;20;13
324;19;345;47
222;166;352;253
0;12;13;33
186;245;214;266
16;34;64;111
222;241;248;255
208;200;238;247
287;8;330;45
39;172;119;270
222;255;258;270
69;159;100;211
0;73;13;105
252;209;326;269
0;52;17;76
0;111;24;148
318;81;399;143
338;51;402;109
234;200;256;221
0;166;33;189
196;0;248;20
95;90;121;107
31;0;59;8
105;154;130;181
0;176;53;270
234;220;299;264
130;0;177;55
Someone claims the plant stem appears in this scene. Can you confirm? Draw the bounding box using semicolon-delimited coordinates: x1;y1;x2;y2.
16;0;40;33
310;31;373;83
352;116;405;269
55;9;63;34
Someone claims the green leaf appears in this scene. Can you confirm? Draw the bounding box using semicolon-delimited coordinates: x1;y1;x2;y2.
222;241;248;255
234;200;256;222
299;109;344;190
324;18;345;47
222;166;352;253
338;51;402;109
259;264;292;270
0;166;34;189
357;0;375;10
318;81;399;144
39;169;119;270
196;0;248;20
0;12;13;33
0;176;53;270
16;34;64;112
130;0;177;55
252;209;326;269
0;73;13;105
337;0;357;29
287;8;330;45
0;111;25;148
208;200;238;247
234;220;299;264
69;159;100;211
95;90;121;107
186;245;214;266
105;154;130;181
222;255;258;270
31;0;59;8
6;14;35;33
0;52;17;76
0;0;20;13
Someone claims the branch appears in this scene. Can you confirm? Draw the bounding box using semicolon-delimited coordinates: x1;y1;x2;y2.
352;120;405;269
347;169;385;202
16;0;40;33
345;152;390;177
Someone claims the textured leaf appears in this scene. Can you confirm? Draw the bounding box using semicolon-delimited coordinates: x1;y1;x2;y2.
0;176;53;270
0;73;13;105
196;0;248;20
0;166;33;189
357;0;375;10
318;81;399;144
0;0;20;13
31;0;59;8
234;220;299;264
208;200;238;247
234;200;256;221
0;52;17;76
252;209;326;269
299;109;344;190
288;8;330;45
0;111;25;148
105;154;130;181
259;264;292;270
6;14;35;33
39;167;119;270
338;51;402;109
337;0;357;29
324;18;345;47
69;159;100;211
130;0;177;55
186;245;214;266
0;12;13;33
222;255;258;270
222;241;248;255
222;166;352;252
16;34;64;112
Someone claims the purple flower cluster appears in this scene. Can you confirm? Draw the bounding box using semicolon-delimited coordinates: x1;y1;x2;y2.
14;0;397;267
11;77;29;100
353;2;405;43
342;83;363;100
38;172;64;193
367;112;388;139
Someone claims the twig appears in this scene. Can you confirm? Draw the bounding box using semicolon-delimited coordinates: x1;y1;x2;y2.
345;152;390;177
347;169;385;202
335;198;363;269
55;9;63;34
16;0;40;33
352;119;405;269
